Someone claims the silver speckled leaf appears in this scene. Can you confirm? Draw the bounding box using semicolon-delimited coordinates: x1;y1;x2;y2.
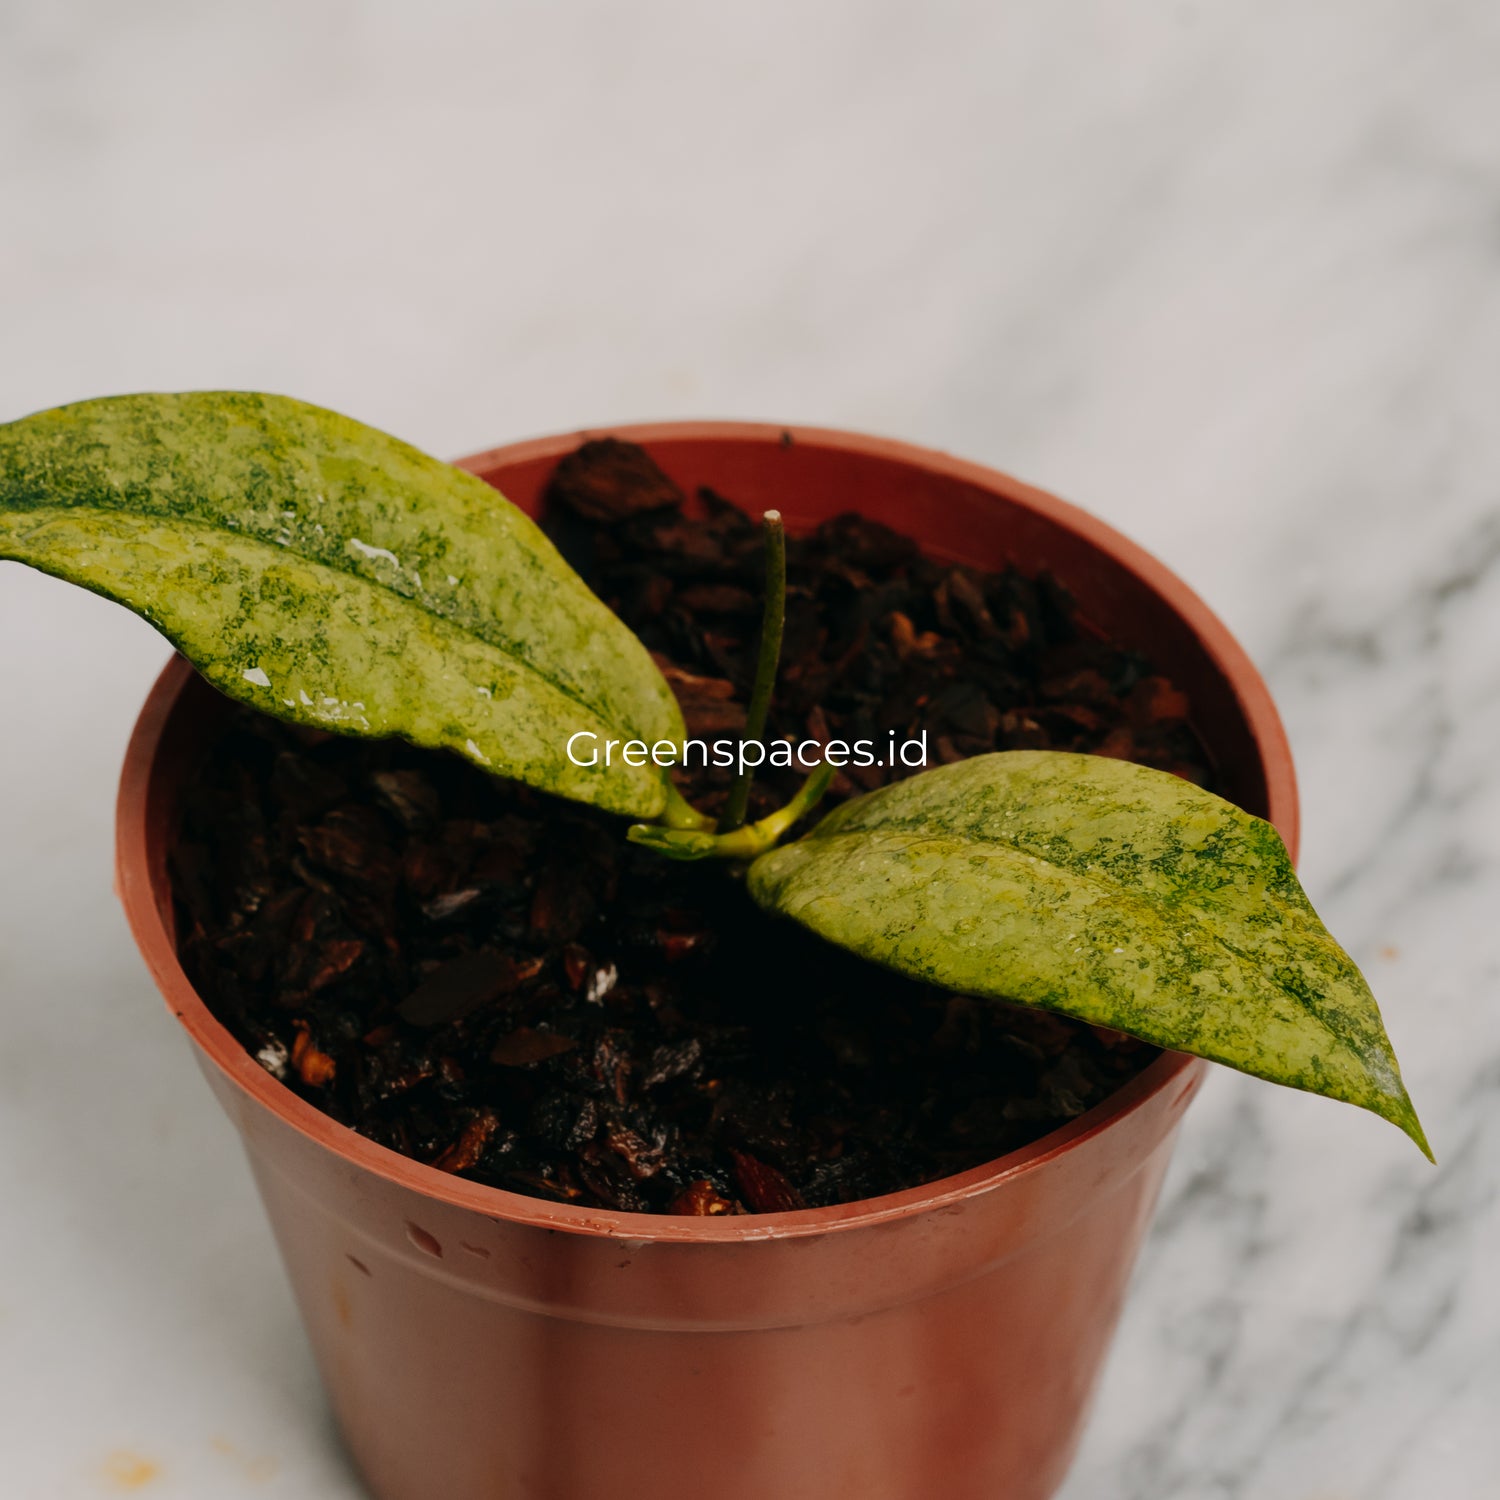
748;752;1430;1157
0;392;682;817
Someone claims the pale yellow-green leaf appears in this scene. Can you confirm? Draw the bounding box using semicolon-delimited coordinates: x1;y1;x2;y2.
749;752;1430;1158
0;391;682;817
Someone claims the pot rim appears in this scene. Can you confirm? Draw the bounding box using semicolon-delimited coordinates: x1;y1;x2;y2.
116;419;1297;1246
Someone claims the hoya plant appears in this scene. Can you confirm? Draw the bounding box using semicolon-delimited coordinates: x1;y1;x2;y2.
0;392;1430;1159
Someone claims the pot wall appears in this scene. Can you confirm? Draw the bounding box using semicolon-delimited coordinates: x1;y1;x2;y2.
118;423;1298;1500
209;1041;1197;1500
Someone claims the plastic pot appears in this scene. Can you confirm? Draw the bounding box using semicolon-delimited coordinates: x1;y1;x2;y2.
116;422;1298;1500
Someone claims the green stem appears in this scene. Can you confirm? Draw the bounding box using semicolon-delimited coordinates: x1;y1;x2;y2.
628;763;834;862
739;761;834;849
721;510;786;833
659;780;717;831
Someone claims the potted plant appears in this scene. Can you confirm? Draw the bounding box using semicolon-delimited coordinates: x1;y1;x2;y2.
0;394;1427;1500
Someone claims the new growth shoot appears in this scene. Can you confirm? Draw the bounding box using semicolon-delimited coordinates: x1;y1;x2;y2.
628;509;834;861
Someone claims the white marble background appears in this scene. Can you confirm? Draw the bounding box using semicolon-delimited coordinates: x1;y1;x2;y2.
1;3;1496;1496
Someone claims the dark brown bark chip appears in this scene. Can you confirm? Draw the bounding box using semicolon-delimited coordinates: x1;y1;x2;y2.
291;1023;337;1087
301;937;366;995
545;438;684;522
398;949;524;1028
490;1028;579;1067
172;438;1218;1215
642;1038;703;1090
431;1109;502;1173
421;888;485;922
667;1179;738;1216
529;860;598;943
730;1150;807;1214
603;1124;669;1181
270;751;348;817
370;769;442;831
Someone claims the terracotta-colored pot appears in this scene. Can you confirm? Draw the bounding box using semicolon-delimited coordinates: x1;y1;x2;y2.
116;423;1297;1500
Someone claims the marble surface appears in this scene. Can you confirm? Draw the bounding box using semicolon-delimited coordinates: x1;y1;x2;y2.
1;3;1496;1495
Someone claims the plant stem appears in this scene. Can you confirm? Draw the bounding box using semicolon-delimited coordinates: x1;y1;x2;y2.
628;763;834;862
721;509;786;833
733;761;835;851
659;780;717;831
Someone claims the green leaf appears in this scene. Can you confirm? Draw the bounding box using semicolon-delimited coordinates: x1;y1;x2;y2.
748;752;1431;1158
0;391;683;818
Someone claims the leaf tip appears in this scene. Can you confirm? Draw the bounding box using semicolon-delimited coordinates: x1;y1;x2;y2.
1396;1098;1436;1164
